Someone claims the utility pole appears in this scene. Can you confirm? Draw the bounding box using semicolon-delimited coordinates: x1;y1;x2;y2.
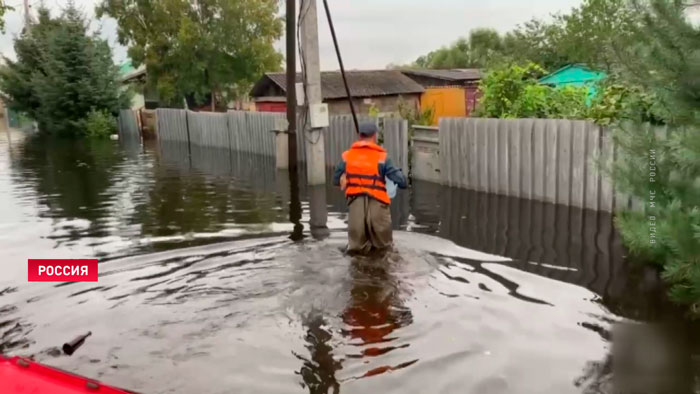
23;0;32;30
286;0;297;171
286;0;304;241
299;0;326;185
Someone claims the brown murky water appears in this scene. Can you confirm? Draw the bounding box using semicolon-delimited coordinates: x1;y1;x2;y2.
0;130;697;394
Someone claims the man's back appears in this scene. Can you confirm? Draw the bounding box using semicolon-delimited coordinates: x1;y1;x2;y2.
332;122;407;254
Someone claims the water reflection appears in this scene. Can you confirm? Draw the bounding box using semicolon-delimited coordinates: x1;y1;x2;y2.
14;136;124;224
410;180;669;320
297;253;416;393
575;321;698;394
340;256;416;378
4;133;700;393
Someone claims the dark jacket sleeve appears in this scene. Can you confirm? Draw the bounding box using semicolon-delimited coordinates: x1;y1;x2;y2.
332;159;346;186
381;158;408;189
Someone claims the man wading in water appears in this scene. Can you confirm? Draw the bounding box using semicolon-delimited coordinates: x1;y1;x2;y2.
333;122;407;254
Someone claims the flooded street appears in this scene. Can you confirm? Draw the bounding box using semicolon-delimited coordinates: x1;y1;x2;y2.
0;130;696;394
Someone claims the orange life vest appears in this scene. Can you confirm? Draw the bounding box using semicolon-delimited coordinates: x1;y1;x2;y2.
342;141;390;205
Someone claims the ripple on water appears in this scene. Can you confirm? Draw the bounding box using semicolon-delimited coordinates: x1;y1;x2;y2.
0;137;665;393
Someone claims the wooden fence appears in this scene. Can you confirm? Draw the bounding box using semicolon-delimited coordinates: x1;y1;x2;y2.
118;109;140;141
156;108;189;143
150;109;409;170
383;118;410;175
421;118;629;212
188;111;229;148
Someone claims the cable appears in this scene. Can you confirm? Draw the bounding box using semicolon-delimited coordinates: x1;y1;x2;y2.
321;0;359;134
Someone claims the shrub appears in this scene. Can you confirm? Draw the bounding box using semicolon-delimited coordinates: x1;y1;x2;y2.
79;109;117;139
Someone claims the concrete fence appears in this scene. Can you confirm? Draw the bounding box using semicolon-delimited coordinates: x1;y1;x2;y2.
411;125;440;183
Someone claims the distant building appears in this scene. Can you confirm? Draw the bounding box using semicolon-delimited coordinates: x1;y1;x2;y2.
249;70;425;116
400;69;482;125
119;60;151;109
539;64;607;97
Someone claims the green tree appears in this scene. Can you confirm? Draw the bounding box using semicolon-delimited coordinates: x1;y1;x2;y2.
409;0;640;72
502;19;568;71
96;0;283;108
0;1;13;32
555;0;640;71
610;0;700;315
0;5;128;137
412;28;505;69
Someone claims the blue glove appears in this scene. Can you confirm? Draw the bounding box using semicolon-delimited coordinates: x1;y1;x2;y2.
385;177;397;199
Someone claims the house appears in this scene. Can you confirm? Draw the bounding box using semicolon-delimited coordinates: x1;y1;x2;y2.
249;70;425;116
400;69;482;125
539;64;607;97
119;60;152;109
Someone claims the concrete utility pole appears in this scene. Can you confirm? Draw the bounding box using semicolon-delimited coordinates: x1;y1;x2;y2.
299;0;326;185
23;0;32;29
285;0;297;171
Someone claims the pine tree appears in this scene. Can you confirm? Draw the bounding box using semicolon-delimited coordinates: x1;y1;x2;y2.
611;0;700;315
0;4;129;137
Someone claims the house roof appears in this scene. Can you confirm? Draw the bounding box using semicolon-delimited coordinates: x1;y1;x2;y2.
250;70;425;99
400;68;482;81
539;64;606;86
121;66;146;82
119;60;146;83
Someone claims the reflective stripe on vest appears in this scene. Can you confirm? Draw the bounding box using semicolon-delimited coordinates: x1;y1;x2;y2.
342;141;390;205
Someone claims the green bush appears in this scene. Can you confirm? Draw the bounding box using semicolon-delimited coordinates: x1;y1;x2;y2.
473;62;593;119
78;109;117;139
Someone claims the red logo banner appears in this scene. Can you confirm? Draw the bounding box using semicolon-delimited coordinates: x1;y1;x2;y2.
28;259;98;282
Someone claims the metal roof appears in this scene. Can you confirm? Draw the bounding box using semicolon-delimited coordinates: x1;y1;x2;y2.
401;69;482;81
538;64;607;85
250;70;425;99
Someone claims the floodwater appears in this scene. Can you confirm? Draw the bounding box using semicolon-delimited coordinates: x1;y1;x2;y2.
0;129;697;394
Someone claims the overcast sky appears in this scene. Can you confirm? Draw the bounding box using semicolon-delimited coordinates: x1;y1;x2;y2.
1;0;585;70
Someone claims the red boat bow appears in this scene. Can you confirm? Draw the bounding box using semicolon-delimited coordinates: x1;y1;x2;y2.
0;355;137;393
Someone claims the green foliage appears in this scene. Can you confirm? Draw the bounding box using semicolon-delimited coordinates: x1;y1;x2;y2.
0;1;13;32
587;82;666;126
501;19;568;72
412;28;506;69
472;62;665;123
78;109;117;139
0;5;128;137
553;0;640;71
96;0;283;107
609;0;700;316
397;98;434;126
473;63;594;119
408;0;640;72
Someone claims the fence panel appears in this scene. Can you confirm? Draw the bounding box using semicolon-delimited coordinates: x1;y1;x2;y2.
156;108;189;143
383;118;409;176
437;118;618;212
118;109;140;141
187;111;229;148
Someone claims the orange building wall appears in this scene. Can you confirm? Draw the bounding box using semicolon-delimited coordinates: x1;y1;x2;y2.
420;87;467;126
